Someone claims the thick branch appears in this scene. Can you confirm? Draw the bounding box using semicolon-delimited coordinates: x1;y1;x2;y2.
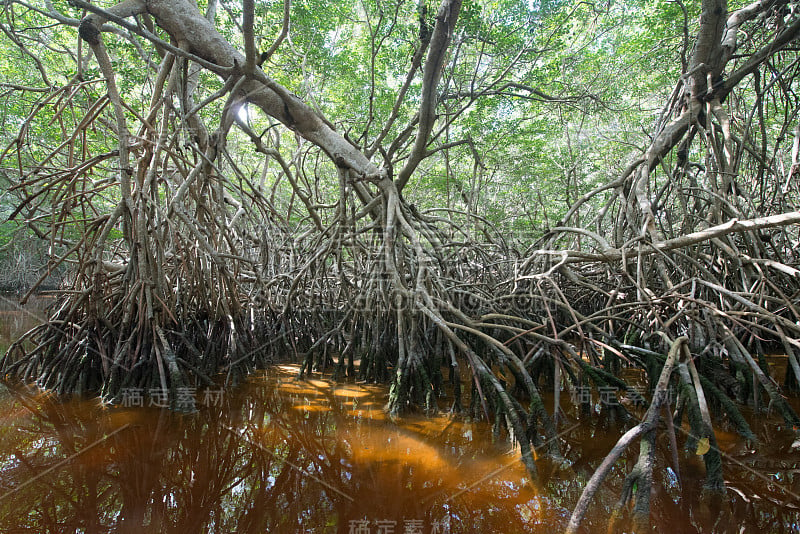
541;211;800;264
395;0;462;192
79;0;390;195
722;14;800;99
687;0;726;99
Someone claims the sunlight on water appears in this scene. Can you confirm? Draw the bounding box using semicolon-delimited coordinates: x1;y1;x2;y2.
0;364;570;533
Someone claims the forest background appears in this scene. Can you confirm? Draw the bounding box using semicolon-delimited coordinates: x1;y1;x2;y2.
1;0;800;531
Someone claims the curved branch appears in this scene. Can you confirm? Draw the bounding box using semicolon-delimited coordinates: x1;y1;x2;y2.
566;337;686;534
261;0;291;63
539;210;800;265
722;14;800;99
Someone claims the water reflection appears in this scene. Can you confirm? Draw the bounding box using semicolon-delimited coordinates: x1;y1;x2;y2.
0;308;799;532
0;367;569;533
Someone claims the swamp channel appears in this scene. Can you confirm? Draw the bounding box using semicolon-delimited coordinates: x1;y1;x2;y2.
0;294;799;533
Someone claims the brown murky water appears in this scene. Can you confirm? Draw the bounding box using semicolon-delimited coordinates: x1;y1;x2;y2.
0;295;799;533
0;293;50;351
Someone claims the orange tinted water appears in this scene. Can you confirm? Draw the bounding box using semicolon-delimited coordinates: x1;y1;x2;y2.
0;301;799;533
0;367;564;533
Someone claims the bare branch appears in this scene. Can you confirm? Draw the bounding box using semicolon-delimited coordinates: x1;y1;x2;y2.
395;0;463;191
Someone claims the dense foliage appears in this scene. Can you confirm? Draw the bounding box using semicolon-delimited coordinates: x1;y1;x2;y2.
1;0;800;531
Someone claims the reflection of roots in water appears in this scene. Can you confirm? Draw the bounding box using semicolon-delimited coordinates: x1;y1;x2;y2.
272;366;535;501
0;363;799;533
